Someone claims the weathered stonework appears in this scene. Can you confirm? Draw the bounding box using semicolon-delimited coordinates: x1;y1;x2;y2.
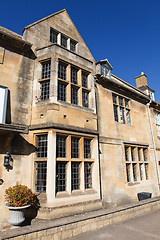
0;9;160;232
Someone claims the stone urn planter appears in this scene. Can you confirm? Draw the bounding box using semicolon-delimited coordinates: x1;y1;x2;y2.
5;204;30;228
5;184;39;228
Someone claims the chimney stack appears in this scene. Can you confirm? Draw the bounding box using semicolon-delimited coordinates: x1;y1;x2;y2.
135;72;148;88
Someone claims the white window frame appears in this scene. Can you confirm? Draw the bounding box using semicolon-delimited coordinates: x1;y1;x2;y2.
0;85;8;124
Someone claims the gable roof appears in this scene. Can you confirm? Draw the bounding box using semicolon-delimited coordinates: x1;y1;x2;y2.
23;9;66;32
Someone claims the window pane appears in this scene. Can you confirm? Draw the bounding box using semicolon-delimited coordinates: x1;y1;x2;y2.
113;105;118;122
71;137;79;158
84;162;92;189
50;28;58;43
84;139;91;158
82;73;88;88
37;135;48;158
143;148;147;161
71;162;80;190
56;161;66;192
145;163;149;180
119;97;123;106
71;87;78;104
61;35;67;48
58;82;66;101
125;146;129;161
70;40;76;52
120;107;125;123
58;63;66;80
125;100;129;108
126;163;131;182
112;95;117;104
138;148;141;161
82;91;88;108
71;67;78;84
42;62;51;79
131;147;135;161
40;81;50;100
35;161;47;193
56;135;66;158
133;163;137;181
139;163;143;180
126;109;131;125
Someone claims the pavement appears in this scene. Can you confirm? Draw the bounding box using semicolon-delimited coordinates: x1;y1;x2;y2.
69;209;160;240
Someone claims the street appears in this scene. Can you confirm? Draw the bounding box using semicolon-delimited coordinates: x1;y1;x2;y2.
69;209;160;240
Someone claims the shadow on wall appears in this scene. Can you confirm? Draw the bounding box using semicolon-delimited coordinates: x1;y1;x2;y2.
0;134;36;155
6;90;11;124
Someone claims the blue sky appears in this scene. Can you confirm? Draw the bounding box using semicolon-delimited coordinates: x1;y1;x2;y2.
1;0;160;100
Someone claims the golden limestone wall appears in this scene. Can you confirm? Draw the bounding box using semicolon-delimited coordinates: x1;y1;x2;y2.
96;83;159;206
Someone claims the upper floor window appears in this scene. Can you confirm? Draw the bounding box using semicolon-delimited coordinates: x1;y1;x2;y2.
71;67;78;84
61;35;67;48
112;94;131;125
148;91;155;101
82;72;88;88
50;28;58;43
58;63;67;80
57;61;90;108
42;61;51;79
70;40;76;52
40;61;51;100
49;27;78;53
154;111;160;137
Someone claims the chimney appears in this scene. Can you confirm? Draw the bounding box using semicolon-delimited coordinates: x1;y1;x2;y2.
135;72;148;88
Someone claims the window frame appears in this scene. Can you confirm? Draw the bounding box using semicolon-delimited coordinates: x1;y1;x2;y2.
35;134;48;193
124;144;149;183
112;94;131;125
56;134;94;195
39;61;51;101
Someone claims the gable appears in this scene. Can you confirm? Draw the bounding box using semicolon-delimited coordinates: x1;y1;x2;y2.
23;10;95;62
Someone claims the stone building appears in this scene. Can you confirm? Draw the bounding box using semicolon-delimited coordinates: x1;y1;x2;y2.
0;9;160;228
95;61;160;206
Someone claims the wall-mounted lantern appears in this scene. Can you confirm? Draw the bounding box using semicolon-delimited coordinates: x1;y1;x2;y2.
3;152;11;171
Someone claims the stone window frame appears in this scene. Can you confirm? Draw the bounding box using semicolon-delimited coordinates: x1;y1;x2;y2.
38;60;51;101
112;94;131;125
50;27;58;44
56;134;94;195
49;27;78;53
124;144;149;183
57;60;91;108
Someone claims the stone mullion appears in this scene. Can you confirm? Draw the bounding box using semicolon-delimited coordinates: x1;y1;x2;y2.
78;69;82;106
66;136;71;194
67;64;71;103
47;130;56;203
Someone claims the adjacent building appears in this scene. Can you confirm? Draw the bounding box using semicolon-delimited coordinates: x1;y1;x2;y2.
0;9;160;228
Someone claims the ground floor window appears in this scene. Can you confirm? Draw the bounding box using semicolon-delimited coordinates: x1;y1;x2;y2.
56;161;67;192
84;162;92;189
35;133;95;195
124;145;149;183
35;161;47;193
56;134;94;194
71;162;80;190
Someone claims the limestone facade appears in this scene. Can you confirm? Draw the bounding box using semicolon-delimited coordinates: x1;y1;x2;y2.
0;9;160;228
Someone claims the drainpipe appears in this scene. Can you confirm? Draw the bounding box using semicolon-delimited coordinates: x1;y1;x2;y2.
94;79;102;200
147;101;160;186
